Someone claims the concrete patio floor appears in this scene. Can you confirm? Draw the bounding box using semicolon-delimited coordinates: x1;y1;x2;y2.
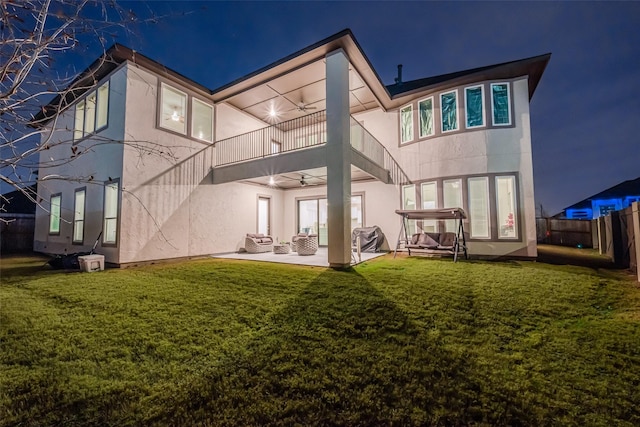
212;247;387;267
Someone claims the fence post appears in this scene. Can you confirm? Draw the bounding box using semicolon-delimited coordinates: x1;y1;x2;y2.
598;216;606;255
633;201;640;282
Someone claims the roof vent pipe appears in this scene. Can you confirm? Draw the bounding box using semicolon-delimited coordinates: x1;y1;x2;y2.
394;64;403;84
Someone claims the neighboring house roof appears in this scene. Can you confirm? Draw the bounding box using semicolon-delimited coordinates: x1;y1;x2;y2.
562;177;640;211
0;185;37;214
32;28;550;126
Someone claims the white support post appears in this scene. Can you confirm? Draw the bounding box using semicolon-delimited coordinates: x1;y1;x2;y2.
326;49;351;269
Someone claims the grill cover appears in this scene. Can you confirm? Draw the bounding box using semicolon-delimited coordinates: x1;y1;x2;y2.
352;226;385;253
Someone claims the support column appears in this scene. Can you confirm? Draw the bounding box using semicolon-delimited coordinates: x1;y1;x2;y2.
326;49;351;269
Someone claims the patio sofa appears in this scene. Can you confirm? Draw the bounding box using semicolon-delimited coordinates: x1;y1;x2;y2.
244;233;274;253
406;232;456;251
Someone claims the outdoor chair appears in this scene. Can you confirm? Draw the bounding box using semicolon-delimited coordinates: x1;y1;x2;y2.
291;233;309;252
296;234;318;256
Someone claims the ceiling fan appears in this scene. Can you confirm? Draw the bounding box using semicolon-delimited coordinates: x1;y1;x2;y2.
288;99;317;113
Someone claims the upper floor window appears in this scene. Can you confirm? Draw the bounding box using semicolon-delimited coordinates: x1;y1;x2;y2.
160;83;187;134
400;105;413;144
74;81;109;141
440;90;458;133
465;85;485;128
491;83;511;126
418;97;434;138
191;98;213;142
159;83;214;142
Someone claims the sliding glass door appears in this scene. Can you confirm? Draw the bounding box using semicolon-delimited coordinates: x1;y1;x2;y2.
297;196;362;246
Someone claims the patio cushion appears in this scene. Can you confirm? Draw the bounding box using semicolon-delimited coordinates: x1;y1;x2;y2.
418;233;439;248
438;232;456;248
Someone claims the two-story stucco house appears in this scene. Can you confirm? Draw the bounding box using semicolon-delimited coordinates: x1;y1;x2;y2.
32;29;550;268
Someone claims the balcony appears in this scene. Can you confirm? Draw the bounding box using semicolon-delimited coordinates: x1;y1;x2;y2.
209;110;410;188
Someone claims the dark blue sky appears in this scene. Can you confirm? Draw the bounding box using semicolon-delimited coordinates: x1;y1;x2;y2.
78;1;640;215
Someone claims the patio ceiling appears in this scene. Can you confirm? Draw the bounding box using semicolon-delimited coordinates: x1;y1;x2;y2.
240;165;376;190
224;58;380;124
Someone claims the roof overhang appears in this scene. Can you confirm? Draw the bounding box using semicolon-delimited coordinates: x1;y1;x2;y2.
386;53;551;108
32;29;551;127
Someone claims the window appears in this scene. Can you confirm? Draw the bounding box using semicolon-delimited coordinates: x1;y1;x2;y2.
465;85;485;128
443;179;462;232
49;194;61;235
73;81;109;141
491;83;511;126
103;181;119;244
421;182;438;232
73;188;86;244
96;82;109;129
400;105;413;143
402;184;416;235
160;84;187;134
440;90;458;132
271;140;281;154
258;196;270;236
496;176;517;238
418;97;434;138
74;101;85;141
468;177;490;238
192;98;213;142
351;195;363;231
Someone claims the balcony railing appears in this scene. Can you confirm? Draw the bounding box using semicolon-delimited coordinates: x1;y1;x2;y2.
350;117;411;186
214;110;327;166
212;109;411;187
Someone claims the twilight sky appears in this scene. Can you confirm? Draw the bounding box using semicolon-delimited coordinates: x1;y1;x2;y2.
73;1;640;215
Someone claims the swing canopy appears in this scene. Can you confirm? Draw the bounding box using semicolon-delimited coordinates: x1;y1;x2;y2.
394;208;467;220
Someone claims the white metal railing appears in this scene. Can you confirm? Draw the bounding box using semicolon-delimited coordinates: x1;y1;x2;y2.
211;110;411;187
350;117;411;186
214;110;326;166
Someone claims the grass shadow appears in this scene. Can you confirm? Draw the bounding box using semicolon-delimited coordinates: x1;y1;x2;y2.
142;269;529;426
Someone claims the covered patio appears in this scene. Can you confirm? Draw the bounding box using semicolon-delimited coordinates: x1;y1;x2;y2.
212;247;387;267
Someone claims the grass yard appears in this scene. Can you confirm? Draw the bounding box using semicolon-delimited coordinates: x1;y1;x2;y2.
1;254;639;426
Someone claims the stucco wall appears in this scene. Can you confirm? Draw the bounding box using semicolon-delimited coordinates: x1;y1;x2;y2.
353;77;536;257
33;65;127;260
115;63;288;264
116;64;272;264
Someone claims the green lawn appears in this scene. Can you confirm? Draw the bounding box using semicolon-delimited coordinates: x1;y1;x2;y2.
1;254;639;426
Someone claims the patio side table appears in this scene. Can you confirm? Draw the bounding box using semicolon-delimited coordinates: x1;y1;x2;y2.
273;243;291;254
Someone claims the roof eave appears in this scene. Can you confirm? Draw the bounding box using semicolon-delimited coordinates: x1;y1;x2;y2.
387;53;552;107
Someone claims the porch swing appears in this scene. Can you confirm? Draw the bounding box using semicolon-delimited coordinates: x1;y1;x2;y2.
394;208;469;262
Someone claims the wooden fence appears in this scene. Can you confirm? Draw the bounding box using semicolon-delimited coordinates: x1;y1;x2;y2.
537;202;639;282
0;214;35;254
536;218;593;248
